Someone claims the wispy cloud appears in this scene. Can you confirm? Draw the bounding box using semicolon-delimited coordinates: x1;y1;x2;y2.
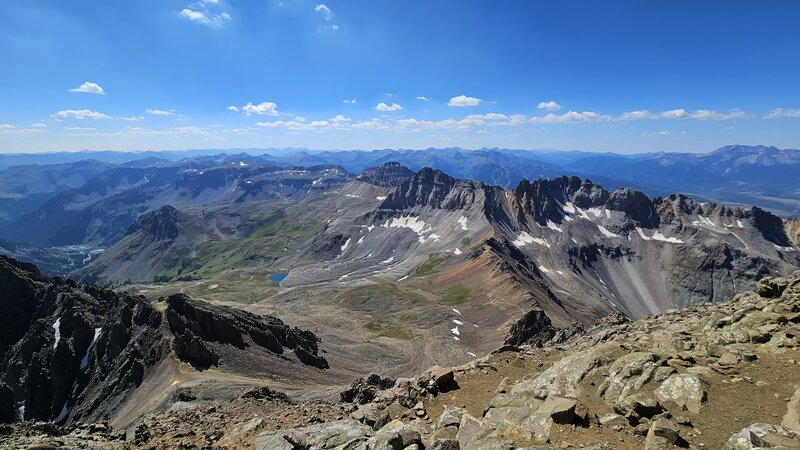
448;95;482;107
229;101;280;116
642;131;671;137
68;81;105;95
314;4;331;19
343;98;357;104
529;111;610;123
314;4;340;31
146;108;177;116
51;109;111;120
764;108;800;119
179;1;231;26
0;124;47;137
537;100;561;111
375;102;403;112
618;108;746;121
416;96;430;101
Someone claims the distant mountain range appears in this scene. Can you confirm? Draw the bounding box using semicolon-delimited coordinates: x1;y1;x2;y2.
0;145;797;223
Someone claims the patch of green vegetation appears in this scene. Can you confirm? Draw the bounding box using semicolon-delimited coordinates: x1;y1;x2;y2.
410;254;444;279
190;211;321;278
363;321;414;340
440;284;471;305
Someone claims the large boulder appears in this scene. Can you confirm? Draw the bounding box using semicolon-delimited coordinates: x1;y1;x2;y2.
255;419;373;450
510;344;614;399
723;423;800;449
654;374;707;414
504;309;557;347
782;387;800;432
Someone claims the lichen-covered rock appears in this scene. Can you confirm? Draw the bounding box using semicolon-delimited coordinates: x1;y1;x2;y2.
255;419;373;450
654;374;707;414
723;423;800;449
510;344;615;399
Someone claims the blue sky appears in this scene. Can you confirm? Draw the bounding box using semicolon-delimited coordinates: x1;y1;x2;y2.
1;0;799;153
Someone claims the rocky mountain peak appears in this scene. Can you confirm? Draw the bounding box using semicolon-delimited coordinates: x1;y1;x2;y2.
124;205;188;241
356;162;415;187
605;188;659;228
379;167;474;210
510;176;608;226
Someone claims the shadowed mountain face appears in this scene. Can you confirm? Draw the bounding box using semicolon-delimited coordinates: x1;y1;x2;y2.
0;256;328;426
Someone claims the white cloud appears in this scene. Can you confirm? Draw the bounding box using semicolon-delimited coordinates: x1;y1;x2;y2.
416;96;430;101
315;4;332;19
529;111;610;123
227;105;240;112
642;131;670;137
376;102;403;112
617;108;746;121
235;101;279;116
68;82;105;95
537;100;561;111
65;127;98;131
330;114;351;123
664;109;745;120
51;109;111;120
343;99;356;104
447;95;482;107
31;123;47;128
764;108;800;119
179;1;231;26
0;124;47;137
617;110;655;120
505;114;527;126
146;108;177;116
122;116;143;121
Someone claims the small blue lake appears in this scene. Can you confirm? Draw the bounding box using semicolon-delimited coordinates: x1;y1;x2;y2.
267;272;289;282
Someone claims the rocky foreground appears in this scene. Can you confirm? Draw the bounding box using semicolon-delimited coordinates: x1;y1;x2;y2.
4;270;800;449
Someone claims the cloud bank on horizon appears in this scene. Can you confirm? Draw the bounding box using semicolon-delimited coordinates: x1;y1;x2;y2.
1;1;799;153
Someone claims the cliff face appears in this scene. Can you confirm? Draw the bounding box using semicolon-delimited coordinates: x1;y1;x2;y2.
0;255;328;426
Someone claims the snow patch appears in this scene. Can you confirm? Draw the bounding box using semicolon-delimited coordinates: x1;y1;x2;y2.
512;232;550;248
52;317;61;350
546;220;563;233
340;238;351;252
562;202;576;214
604;209;611;219
538;265;551;274
383;216;429;234
635;227;683;244
775;245;796;252
691;216;717;228
452;308;462;315
587;207;603;218
453;319;464;326
398;275;409;282
208;284;219;290
80;328;102;370
382;256;395;264
453;248;462;255
467;352;477;357
451;327;460;336
458;216;469;231
597;225;619;238
375;196;387;201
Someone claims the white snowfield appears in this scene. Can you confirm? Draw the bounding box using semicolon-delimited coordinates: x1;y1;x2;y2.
597;225;619;238
636;227;684;244
52;317;61;349
458;215;469;231
512;231;550;248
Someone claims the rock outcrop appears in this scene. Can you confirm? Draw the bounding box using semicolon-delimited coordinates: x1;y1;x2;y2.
0;255;328;426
